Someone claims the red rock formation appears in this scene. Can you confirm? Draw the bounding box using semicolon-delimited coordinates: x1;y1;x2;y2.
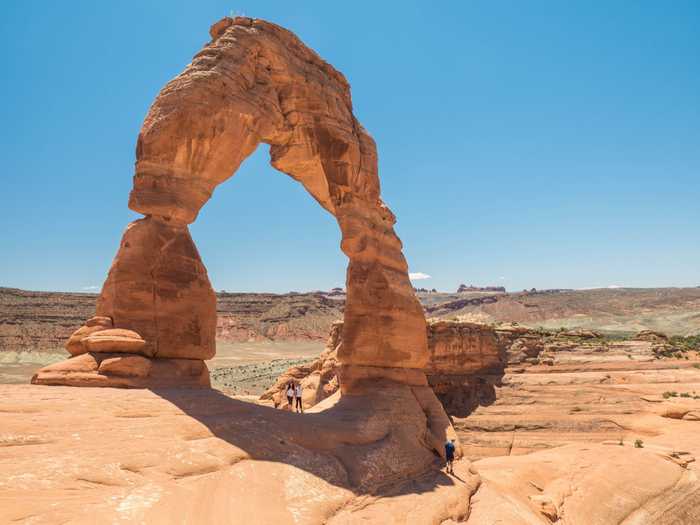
31;19;456;492
261;320;505;414
34;17;428;391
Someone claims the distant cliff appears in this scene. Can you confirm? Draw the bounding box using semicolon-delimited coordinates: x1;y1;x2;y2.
2;286;700;354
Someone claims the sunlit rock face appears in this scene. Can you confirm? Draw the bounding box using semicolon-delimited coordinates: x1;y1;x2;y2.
34;17;428;388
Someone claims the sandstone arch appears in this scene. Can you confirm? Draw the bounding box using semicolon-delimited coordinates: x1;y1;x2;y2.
33;17;429;390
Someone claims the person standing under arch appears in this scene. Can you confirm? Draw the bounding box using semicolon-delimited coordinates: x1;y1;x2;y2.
295;382;303;413
286;383;294;410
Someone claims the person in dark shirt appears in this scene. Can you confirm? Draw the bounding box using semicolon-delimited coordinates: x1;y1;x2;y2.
444;439;456;474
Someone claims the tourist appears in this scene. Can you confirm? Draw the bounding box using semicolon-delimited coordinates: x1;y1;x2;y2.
444;439;456;474
295;382;303;413
286;382;294;409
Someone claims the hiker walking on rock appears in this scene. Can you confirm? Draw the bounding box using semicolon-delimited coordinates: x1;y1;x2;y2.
445;439;456;474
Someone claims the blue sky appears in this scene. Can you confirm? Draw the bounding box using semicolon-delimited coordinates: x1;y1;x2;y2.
1;1;698;293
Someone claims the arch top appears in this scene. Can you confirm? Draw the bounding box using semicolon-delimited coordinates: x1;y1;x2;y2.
130;16;380;225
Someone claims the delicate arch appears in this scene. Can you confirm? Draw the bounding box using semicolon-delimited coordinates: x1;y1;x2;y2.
35;17;428;389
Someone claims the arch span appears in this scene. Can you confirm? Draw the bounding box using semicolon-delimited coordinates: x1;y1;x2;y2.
33;17;428;390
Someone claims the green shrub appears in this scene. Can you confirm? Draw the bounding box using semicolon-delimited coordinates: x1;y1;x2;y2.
634;439;644;448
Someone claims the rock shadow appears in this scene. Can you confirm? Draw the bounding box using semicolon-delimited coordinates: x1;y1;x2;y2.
150;385;461;498
432;367;506;419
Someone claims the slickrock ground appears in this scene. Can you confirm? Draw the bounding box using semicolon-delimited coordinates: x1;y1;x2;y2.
3;353;698;524
459;331;700;523
0;384;477;524
262;323;700;523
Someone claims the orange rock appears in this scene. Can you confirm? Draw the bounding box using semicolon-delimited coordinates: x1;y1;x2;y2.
65;316;114;356
31;352;210;388
85;316;112;327
98;355;152;377
96;217;216;360
83;328;149;355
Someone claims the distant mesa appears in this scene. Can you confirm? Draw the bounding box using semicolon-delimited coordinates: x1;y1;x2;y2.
457;284;506;293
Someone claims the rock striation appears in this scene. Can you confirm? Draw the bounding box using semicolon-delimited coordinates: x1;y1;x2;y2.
33;17;429;390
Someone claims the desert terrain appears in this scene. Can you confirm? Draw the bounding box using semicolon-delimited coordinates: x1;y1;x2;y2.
1;12;698;524
3;286;699;522
3;285;699;386
3;320;699;523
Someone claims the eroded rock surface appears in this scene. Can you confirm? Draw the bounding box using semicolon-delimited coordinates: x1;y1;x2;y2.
264;321;700;523
0;385;477;524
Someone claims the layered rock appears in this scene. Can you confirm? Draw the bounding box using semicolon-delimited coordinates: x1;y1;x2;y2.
32;352;210;388
34;16;429;391
262;320;700;415
33;217;216;388
261;319;506;412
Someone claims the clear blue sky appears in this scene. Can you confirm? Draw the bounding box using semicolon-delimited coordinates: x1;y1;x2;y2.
2;1;698;293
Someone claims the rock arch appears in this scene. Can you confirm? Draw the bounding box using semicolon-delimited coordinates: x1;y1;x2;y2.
33;17;429;390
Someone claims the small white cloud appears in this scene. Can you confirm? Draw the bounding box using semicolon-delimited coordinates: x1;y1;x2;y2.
409;272;431;281
81;285;100;291
499;276;506;281
607;284;624;289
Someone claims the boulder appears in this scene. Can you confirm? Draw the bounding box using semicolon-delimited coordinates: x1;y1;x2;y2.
98;355;152;377
65;316;113;356
83;329;149;356
31;352;209;388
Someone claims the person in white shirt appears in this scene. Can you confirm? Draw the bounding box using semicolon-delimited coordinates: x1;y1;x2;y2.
294;383;303;413
285;383;294;409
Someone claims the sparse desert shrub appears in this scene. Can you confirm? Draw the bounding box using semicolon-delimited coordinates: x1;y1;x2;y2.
693;364;700;369
680;392;691;398
663;391;678;399
635;439;644;448
669;335;700;352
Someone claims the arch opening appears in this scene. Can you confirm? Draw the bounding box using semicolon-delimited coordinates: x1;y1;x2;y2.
191;143;345;295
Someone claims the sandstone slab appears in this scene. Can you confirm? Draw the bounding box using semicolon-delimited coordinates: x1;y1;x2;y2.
0;385;478;524
83;328;148;355
31;352;209;388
